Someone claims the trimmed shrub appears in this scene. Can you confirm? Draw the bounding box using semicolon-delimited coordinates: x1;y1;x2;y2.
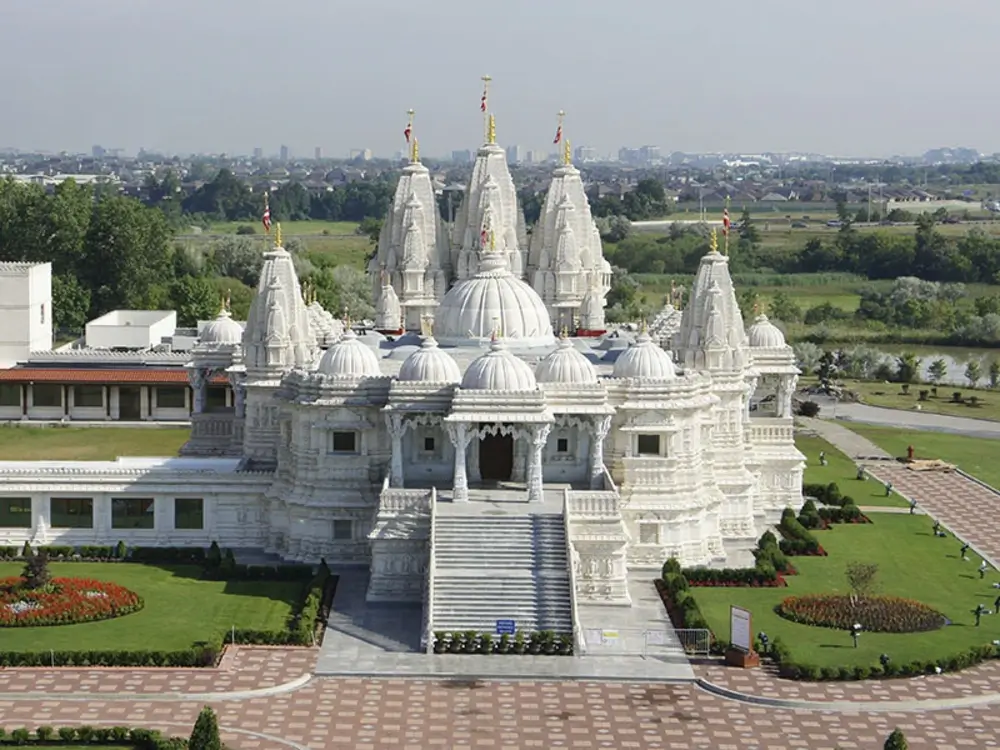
189;706;222;750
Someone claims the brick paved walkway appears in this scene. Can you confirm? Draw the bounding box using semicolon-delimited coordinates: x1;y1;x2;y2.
0;647;316;696
1;678;998;749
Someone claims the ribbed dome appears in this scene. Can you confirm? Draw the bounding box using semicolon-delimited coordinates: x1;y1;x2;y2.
434;251;554;346
397;336;461;384
747;313;787;348
200;309;243;345
317;329;381;378
460;338;538;391
612;332;677;380
535;336;598;385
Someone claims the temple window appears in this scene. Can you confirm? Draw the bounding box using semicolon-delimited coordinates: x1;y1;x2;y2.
50;497;93;528
333;519;353;540
638;523;660;544
636;434;660;456
73;385;104;408
556;438;569;453
156;387;186;409
423;436;435;452
112;498;155;529
0;384;20;407
331;431;358;454
32;384;62;408
0;498;31;528
175;498;204;529
205;386;228;412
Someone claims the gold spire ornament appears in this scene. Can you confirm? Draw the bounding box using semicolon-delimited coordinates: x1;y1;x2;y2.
489;229;496;251
709;227;719;254
564;139;572;166
487;113;496;145
420;314;433;337
274;223;283;248
412;138;420;164
560;325;569;339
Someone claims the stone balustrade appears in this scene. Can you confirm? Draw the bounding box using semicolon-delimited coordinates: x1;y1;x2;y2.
746;421;794;444
566;492;620;518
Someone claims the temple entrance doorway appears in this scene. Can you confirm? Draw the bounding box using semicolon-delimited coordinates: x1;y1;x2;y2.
479;429;514;482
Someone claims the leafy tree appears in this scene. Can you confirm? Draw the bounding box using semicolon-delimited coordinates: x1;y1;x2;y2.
738;289;760;319
974;295;1000;317
768;292;802;323
188;706;222;750
990;360;1000;389
51;274;91;333
895;353;921;384
210;235;264;288
884;728;907;750
169;276;220;327
927;359;948;385
21;550;51;590
846;561;879;604
181;169;257;220
357;217;383;246
965;359;982;388
517;188;543;225
308;265;374;321
737;208;761;245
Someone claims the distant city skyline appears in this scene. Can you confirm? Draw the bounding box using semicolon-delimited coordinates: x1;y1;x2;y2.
2;0;1000;157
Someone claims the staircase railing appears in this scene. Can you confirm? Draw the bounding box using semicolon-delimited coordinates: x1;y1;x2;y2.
424;486;438;655
563;487;585;657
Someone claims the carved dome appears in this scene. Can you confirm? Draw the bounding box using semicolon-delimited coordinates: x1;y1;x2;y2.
612;331;677;380
316;329;381;378
397;336;461;384
747;313;787;348
460;338;537;391
434;251;554;346
535;336;598;385
199;308;243;346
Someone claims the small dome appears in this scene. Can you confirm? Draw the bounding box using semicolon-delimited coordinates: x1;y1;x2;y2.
460;338;537;391
317;329;382;378
398;336;461;384
747;313;787;348
535;336;598;385
612;331;677;380
434;252;554;346
200;309;243;346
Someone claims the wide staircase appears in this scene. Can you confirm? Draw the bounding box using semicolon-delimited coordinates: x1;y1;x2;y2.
431;514;574;634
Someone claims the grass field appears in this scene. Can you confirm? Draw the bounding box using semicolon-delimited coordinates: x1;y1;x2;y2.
0;427;188;461
0;562;299;652
838;379;1000;423
843;424;1000;491
692;513;1000;668
796;434;908;508
207;220;360;236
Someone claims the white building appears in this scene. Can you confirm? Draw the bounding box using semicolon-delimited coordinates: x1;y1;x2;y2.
0;262;52;368
0;113;803;641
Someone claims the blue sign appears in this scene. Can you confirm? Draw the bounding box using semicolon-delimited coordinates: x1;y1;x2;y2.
495;619;516;635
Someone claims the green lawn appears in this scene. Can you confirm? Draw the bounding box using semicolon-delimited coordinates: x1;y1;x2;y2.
835;379;1000;423
207;219;360;236
693;514;1000;668
0;563;299;652
844;424;1000;491
0;427;188;461
796;434;908;507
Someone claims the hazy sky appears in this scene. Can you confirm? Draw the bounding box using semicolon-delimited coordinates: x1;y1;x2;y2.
2;0;998;158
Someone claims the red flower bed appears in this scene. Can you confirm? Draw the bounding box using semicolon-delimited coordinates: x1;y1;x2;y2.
777;594;946;633
0;577;143;627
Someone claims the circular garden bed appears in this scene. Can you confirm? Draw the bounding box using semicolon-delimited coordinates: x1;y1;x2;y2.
776;594;947;633
0;577;143;627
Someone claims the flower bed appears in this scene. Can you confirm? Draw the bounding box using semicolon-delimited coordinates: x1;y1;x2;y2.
0;577;143;627
776;594;947;633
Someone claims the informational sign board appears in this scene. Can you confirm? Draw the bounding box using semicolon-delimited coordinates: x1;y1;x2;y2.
730;606;752;653
601;630;620;645
495;619;516;635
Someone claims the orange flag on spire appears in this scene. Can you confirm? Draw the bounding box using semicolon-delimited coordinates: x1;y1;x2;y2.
553;124;562;145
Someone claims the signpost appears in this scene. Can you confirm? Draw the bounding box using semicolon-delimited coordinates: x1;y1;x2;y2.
495;619;516;636
725;606;759;668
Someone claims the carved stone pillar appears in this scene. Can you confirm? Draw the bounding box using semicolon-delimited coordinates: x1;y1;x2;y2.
447;423;472;502
527;423;552;504
779;374;798;418
745;375;759;419
189;369;207;414
233;381;246;418
386;412;406;487
589;415;612;490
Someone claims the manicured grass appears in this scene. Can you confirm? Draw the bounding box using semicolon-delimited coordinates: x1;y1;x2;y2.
692;513;1000;668
0;562;299;652
0;427;188;461
844;424;1000;492
208;220;360;236
837;379;1000;423
301;234;373;265
796;434;908;508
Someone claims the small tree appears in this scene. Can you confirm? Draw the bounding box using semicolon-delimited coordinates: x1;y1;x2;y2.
188;706;222;750
845;561;879;605
989;360;1000;389
965;360;982;388
22;550;51;590
884;728;907;750
927;358;947;385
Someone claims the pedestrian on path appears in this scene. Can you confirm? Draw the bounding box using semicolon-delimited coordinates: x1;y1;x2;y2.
994;594;1000;611
961;542;970;560
885;481;893;497
975;603;987;626
909;498;917;515
932;520;944;537
819;451;827;466
980;560;990;579
856;466;866;480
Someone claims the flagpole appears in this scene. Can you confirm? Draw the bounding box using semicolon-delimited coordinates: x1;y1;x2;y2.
406;109;415;162
481;74;491;143
724;195;731;257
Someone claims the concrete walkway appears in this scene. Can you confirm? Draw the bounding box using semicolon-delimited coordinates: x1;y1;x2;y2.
809;394;1000;440
798;416;891;458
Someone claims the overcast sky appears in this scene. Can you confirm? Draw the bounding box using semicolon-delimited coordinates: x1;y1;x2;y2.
1;0;997;158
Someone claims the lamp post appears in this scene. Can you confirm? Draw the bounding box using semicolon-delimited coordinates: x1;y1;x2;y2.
851;623;862;649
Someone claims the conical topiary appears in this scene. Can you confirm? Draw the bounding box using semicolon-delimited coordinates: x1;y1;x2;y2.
884;728;907;750
188;706;221;750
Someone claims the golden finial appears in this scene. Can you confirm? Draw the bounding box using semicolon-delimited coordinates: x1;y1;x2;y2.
489;229;496;251
563;139;572;166
559;325;569;339
274;222;283;248
420;314;433;337
412;138;420;164
709;227;719;254
487;113;496;145
224;289;231;311
218;292;227;314
343;307;352;329
752;300;761;316
492;316;502;340
640;319;649;334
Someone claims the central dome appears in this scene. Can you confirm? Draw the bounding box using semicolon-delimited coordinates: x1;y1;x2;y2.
434;251;554;346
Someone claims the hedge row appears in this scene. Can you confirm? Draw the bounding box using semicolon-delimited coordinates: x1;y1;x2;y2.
432;630;573;655
798;496;867;529
766;637;1000;681
0;725;185;749
778;508;826;556
0;560;336;667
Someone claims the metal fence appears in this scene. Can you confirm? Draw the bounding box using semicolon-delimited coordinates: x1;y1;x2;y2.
580;627;711;657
